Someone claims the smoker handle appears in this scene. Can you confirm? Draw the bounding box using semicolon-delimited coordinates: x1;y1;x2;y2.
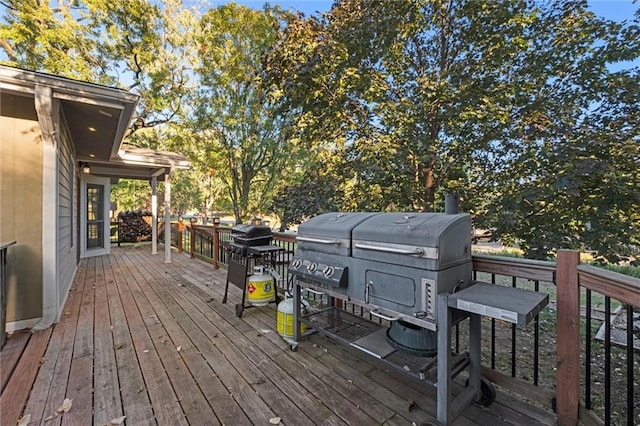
296;236;341;244
354;243;424;256
305;288;325;295
370;310;400;322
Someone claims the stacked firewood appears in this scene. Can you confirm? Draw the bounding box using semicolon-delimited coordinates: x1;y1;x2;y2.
118;210;153;242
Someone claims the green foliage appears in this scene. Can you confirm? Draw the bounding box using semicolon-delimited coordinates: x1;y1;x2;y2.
111;179;152;212
272;159;341;230
1;0;195;130
188;3;303;224
265;0;640;263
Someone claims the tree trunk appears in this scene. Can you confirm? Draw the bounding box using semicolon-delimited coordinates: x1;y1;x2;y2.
424;158;436;211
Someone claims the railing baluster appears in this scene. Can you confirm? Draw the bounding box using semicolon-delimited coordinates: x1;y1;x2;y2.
585;289;592;410
491;273;496;370
534;280;539;385
604;296;611;426
626;304;634;426
511;276;517;377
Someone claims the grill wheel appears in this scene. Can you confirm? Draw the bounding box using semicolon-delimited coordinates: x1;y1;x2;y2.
466;376;497;406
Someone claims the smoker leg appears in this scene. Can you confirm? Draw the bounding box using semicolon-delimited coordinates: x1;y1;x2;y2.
468;313;482;401
436;294;452;425
292;279;301;345
465;314;496;406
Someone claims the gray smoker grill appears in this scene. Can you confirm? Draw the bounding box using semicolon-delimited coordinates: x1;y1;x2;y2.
289;212;472;329
288;211;549;425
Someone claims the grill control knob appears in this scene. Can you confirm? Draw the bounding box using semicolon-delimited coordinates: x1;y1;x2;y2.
291;259;302;269
322;266;334;277
307;262;317;272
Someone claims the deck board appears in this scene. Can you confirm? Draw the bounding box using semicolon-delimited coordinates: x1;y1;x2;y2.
0;329;30;392
92;255;124;426
0;245;557;425
105;252;155;426
0;327;52;425
114;251;189;426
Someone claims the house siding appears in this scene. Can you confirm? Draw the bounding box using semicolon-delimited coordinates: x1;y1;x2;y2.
0;92;44;322
57;113;77;307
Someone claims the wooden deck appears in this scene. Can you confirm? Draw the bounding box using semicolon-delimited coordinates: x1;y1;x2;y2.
1;245;556;425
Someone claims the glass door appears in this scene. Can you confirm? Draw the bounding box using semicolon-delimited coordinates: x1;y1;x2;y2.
81;176;110;258
86;183;104;249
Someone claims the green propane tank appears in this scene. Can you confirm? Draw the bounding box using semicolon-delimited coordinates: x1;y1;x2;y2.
277;296;309;344
246;266;275;306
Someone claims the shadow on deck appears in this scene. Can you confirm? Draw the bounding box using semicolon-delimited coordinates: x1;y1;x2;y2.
1;245;555;425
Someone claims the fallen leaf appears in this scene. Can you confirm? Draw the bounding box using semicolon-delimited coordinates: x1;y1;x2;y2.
407;399;416;411
44;413;56;421
143;349;149;353
17;414;31;426
269;416;281;424
176;346;182;352
57;398;73;413
104;415;126;425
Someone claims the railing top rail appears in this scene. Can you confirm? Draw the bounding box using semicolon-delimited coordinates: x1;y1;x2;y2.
0;241;17;251
472;254;556;283
577;263;640;307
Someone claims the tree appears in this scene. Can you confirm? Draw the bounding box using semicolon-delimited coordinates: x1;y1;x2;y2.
190;4;301;224
479;1;640;261
1;0;196;136
1;0;201;213
265;0;640;262
272;155;342;230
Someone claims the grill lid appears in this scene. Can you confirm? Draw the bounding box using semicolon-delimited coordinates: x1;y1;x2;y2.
298;212;380;238
231;224;273;246
296;212;380;256
351;212;471;270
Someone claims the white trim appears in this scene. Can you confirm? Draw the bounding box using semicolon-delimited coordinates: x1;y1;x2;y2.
80;175;111;258
152;177;158;255
34;86;60;330
164;172;172;263
0;81;35;95
53;91;126;109
7;317;41;333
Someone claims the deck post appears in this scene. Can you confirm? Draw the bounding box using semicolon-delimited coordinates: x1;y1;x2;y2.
151;176;158;255
556;249;580;425
190;223;195;259
213;225;220;269
164;171;172;263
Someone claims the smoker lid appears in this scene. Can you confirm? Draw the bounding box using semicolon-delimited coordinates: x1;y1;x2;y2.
351;212;470;247
298;212;381;239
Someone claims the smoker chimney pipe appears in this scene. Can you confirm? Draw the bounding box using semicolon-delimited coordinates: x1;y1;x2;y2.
445;193;459;214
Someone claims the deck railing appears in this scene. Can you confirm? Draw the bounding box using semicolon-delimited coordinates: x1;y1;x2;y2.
1;241;17;349
164;225;639;425
557;251;639;426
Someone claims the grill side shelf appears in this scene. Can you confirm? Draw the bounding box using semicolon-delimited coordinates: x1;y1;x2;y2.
448;282;549;326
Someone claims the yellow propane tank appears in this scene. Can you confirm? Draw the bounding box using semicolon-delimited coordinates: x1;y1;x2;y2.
277;296;309;343
246;266;275;306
